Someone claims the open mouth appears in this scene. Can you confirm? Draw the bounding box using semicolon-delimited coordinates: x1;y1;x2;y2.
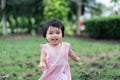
51;38;58;42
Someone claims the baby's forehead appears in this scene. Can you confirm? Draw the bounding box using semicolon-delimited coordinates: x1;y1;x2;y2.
47;26;62;30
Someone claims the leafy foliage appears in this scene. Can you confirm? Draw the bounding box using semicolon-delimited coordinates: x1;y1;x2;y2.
0;0;44;34
84;15;120;39
43;0;69;22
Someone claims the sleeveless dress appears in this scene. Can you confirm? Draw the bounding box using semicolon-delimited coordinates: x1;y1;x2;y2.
39;42;71;80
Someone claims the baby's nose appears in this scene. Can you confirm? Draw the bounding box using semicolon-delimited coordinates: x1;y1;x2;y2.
52;34;57;37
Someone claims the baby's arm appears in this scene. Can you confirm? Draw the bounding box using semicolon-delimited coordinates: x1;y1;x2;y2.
69;48;80;62
38;50;46;71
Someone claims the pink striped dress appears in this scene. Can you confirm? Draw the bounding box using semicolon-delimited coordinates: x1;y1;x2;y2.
39;42;71;80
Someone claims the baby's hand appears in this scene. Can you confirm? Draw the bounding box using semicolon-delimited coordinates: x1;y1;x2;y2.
74;57;80;62
38;62;46;71
76;57;80;62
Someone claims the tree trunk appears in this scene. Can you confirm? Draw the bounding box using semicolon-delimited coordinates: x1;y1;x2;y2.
1;0;7;36
76;0;82;36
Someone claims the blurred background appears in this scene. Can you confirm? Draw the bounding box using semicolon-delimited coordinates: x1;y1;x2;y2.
0;0;120;39
0;0;120;80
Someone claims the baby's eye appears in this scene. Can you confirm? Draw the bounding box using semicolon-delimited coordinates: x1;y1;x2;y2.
56;32;60;34
49;32;53;34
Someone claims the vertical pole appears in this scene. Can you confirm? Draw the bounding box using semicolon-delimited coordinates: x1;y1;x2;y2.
76;0;81;36
1;0;7;36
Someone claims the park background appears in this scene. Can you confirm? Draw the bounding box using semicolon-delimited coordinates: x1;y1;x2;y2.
0;0;120;80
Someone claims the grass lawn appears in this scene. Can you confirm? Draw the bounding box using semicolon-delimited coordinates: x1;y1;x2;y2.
0;36;120;80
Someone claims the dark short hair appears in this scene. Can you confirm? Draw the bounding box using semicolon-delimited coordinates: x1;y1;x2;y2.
42;19;64;38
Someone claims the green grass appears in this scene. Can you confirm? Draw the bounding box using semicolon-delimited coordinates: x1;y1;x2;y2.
64;37;120;56
0;36;120;80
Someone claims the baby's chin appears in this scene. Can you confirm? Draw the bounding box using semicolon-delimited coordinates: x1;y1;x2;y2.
51;41;61;46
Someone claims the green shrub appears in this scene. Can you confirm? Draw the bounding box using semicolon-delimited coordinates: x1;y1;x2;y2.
43;0;69;22
84;15;120;39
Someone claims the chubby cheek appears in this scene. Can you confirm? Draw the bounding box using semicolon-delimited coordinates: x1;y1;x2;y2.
58;35;62;41
46;36;51;42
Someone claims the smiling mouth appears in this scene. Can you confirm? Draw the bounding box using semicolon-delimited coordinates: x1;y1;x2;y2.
51;38;58;41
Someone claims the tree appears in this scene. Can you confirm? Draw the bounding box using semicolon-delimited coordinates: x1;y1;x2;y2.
1;0;7;36
69;0;104;36
76;0;82;36
111;0;120;14
43;0;69;22
0;0;44;35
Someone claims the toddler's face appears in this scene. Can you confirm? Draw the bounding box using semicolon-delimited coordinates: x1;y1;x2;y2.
46;26;62;46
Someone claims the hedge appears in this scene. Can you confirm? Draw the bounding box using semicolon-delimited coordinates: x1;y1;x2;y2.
84;15;120;39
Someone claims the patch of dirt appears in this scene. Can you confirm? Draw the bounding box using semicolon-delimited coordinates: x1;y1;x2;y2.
80;51;120;66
